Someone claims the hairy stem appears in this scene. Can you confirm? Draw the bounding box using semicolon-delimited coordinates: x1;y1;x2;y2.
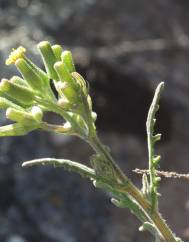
90;134;177;242
89;135;127;183
146;82;164;212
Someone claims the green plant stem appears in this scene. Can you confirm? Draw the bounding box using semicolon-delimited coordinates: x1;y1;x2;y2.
89;135;127;183
90;134;177;242
80;92;96;137
146;82;164;212
34;97;85;137
116;182;174;242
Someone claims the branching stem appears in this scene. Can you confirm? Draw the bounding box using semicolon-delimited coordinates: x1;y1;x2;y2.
89;134;177;242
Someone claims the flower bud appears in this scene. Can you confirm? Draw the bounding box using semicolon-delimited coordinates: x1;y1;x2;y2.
10;76;28;87
52;45;63;61
61;50;75;73
0;79;35;105
15;58;44;91
6;108;36;124
0;123;37;136
56;81;78;103
24;57;49;86
37;41;58;80
6;46;49;88
54;61;75;86
71;72;87;95
5;46;26;65
0;97;22;110
31;106;43;122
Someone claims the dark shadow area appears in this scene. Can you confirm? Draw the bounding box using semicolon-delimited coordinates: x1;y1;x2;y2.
78;59;173;141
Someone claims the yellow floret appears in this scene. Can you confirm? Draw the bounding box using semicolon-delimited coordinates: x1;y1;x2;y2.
6;46;26;65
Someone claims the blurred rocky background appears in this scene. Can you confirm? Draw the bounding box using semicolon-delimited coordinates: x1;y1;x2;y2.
0;0;189;241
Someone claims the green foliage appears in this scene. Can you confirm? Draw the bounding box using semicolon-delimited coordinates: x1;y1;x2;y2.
146;82;164;213
0;41;184;242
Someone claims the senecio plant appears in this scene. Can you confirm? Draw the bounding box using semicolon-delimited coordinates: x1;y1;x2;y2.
0;41;183;242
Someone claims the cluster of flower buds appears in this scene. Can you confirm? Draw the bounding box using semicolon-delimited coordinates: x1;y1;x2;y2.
0;41;96;138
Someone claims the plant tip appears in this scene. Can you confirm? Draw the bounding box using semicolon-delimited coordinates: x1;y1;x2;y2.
6;46;26;65
37;41;50;48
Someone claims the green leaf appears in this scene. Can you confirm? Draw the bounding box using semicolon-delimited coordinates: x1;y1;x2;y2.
22;158;96;180
146;82;164;212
